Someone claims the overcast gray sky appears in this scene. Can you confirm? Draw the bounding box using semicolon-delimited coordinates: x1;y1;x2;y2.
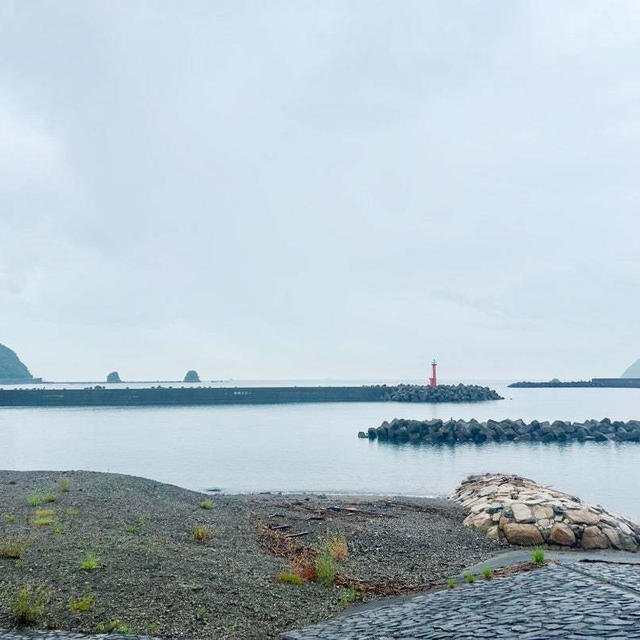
1;1;639;382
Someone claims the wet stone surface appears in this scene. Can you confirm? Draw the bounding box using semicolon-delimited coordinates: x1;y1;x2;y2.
283;563;640;639
0;633;153;640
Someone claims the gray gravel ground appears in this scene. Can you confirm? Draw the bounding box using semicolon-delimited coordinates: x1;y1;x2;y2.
0;471;506;639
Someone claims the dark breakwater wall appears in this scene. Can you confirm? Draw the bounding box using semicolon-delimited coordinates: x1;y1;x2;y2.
0;384;502;408
509;378;640;388
359;417;640;445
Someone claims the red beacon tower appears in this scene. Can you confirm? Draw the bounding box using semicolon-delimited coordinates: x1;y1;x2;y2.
429;360;437;387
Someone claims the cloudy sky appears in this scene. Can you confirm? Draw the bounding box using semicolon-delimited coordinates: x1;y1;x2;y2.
1;1;639;382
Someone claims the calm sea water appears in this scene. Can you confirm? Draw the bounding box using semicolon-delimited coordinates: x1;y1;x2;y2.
1;380;639;520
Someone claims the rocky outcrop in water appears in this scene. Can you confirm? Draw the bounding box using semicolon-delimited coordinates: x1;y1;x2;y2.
184;370;200;382
452;474;640;551
0;343;33;382
106;371;122;383
358;417;640;444
383;384;502;403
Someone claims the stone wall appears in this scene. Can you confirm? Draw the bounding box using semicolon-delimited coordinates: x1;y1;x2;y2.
358;417;640;444
452;474;640;551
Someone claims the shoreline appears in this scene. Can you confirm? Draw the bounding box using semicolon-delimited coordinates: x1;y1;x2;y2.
0;470;506;639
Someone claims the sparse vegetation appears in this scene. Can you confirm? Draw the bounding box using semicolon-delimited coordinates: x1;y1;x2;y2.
5;514;16;523
465;572;475;583
531;546;545;565
324;534;348;561
27;492;57;507
98;619;131;634
32;508;55;526
446;575;456;588
79;551;100;571
314;551;336;585
66;507;79;516
337;586;358;607
148;621;160;634
69;592;94;613
290;556;316;581
192;524;213;542
9;584;48;625
481;566;492;579
275;571;305;585
199;498;214;509
58;476;71;492
0;537;27;559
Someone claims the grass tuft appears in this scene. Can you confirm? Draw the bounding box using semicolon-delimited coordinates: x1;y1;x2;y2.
481;566;492;580
464;572;475;583
337;586;358;607
314;551;336;585
27;492;57;507
275;571;305;585
0;537;27;559
78;551;100;571
324;535;348;562
5;514;16;524
192;524;213;542
31;508;55;527
69;592;94;613
57;476;71;492
531;546;545;565
446;575;456;589
66;507;78;517
9;584;47;625
199;498;214;509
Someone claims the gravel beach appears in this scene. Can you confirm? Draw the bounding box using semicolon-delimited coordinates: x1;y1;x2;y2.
0;471;506;638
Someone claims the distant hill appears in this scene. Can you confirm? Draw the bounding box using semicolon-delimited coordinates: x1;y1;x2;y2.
622;359;640;378
0;343;33;381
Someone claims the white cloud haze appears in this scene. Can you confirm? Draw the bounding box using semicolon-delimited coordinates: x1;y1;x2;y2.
1;1;639;381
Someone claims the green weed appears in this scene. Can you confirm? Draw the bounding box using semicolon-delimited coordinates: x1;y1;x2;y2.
199;499;213;509
192;524;213;542
31;508;55;526
531;546;545;565
0;537;26;559
446;575;456;589
337;586;358;607
481;566;492;580
27;492;57;507
5;514;16;523
66;507;79;517
9;584;47;625
314;551;336;585
69;592;94;613
148;621;160;634
57;476;71;492
275;572;305;585
323;534;348;561
79;551;100;571
465;572;475;583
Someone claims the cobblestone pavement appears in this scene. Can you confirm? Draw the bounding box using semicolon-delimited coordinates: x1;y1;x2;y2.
283;562;640;639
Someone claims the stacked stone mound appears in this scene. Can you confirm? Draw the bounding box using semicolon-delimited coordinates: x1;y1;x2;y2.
384;384;502;403
452;474;640;552
359;417;640;444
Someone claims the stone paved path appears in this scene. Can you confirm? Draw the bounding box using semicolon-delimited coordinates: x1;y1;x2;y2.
283;562;640;639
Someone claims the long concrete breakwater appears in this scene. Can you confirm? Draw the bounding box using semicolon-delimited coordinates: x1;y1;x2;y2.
509;378;640;388
360;417;640;444
0;383;502;407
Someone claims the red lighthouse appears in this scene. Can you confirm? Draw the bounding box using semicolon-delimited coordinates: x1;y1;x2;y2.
429;360;437;387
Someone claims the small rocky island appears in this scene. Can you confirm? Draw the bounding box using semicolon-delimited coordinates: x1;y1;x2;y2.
453;474;640;551
360;417;640;444
183;369;200;382
106;371;122;383
0;342;37;383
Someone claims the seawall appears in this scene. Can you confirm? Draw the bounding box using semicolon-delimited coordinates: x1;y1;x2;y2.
0;383;502;408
